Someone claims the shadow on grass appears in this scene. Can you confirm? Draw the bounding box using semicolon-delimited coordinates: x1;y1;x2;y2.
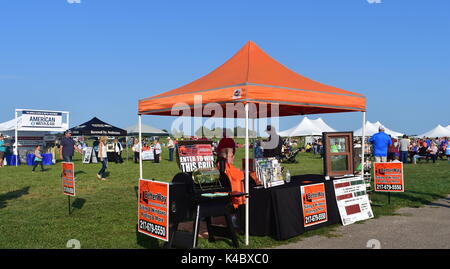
71;198;86;211
134;186;138;199
0;186;30;209
135;225;160;249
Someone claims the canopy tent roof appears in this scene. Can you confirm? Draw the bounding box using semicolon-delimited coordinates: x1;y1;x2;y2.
0;116;68;133
354;121;403;137
139;41;366;117
417;125;450;138
125;123;169;136
69;117;127;136
279;117;336;137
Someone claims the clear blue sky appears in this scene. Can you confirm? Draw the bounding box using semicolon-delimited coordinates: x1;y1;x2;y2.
0;0;449;135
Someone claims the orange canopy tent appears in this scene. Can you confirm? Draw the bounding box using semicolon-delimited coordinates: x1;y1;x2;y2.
137;41;367;246
139;41;365;117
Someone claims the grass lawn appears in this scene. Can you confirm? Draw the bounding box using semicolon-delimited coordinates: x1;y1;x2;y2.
0;148;449;249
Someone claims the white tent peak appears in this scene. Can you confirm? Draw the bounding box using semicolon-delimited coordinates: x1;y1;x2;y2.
125;123;168;136
417;125;450;138
354;121;403;137
279;117;336;137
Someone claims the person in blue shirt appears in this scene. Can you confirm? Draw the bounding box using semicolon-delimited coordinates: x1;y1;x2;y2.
0;134;8;168
368;126;392;162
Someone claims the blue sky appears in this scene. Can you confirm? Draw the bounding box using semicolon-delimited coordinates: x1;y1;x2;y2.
0;0;449;135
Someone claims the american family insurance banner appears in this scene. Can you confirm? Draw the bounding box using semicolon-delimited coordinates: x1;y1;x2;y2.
21;110;63;128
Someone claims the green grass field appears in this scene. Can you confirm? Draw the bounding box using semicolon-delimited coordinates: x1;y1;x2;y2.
0;148;449;249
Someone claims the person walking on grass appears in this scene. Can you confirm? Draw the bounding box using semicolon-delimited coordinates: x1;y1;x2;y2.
132;138;141;164
97;136;108;180
60;130;83;162
32;145;44;172
369;126;392;162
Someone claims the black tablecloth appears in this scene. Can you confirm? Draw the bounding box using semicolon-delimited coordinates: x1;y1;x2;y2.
249;174;340;240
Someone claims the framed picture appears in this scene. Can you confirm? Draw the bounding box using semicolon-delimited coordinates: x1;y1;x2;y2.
323;132;354;177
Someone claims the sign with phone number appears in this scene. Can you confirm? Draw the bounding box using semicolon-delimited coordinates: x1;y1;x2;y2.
301;183;328;227
374;162;404;192
137;179;169;242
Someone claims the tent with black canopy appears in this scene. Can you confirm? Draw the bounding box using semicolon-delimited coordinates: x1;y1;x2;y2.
69;117;127;136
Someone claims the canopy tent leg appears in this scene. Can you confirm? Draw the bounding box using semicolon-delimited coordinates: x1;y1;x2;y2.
361;111;366;182
245;103;249;246
139;115;143;179
15;110;18;167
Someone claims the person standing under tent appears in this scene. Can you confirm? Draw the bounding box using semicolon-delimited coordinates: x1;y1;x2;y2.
93;137;100;160
369;126;392;162
97;136;108;180
60;130;83;162
132;138;141;164
167;137;175;161
153;139;162;163
0;134;9;168
113;138;124;164
216;129;236;165
32;145;45;173
261;125;283;160
399;135;410;164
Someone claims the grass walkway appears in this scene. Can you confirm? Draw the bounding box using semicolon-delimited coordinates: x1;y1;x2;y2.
0;149;449;249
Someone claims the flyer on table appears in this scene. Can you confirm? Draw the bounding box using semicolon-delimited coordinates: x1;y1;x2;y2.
138;179;169;242
301;183;328;227
374;162;404;192
62;162;75;196
333;177;374;226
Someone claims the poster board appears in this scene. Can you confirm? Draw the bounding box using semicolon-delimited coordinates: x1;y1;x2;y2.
83;147;93;164
333;176;374;225
374;162;404;192
300;183;328;227
176;140;214;173
62;162;76;196
141;150;154;161
137;179;169;242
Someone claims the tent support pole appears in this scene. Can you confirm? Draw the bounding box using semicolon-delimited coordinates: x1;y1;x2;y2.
361;111;366;183
139;115;143;179
245;103;249;246
15;109;18;167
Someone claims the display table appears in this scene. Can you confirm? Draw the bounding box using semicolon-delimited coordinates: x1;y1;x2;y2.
6;155;20;166
26;154;53;166
249;174;340;240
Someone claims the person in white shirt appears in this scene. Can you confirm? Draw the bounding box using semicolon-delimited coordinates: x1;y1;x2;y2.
167;137;175;161
113;138;124;164
132;139;141;164
97;136;108;180
153;139;162;163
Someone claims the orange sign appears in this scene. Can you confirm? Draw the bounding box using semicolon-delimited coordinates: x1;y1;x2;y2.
138;179;169;241
62;162;75;196
301;183;328;227
374;162;404;192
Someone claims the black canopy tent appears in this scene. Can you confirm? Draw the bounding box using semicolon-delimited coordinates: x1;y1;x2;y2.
69;117;127;136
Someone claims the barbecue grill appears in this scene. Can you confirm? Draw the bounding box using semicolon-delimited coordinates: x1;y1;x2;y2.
164;168;243;249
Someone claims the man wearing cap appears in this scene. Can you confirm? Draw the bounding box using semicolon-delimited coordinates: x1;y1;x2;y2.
261;125;283;159
369;126;392;162
60;130;82;162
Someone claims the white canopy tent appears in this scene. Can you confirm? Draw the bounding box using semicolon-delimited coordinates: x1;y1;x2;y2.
417;125;450;138
354;121;403;137
125;123;168;137
0;109;69;166
279;117;337;137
